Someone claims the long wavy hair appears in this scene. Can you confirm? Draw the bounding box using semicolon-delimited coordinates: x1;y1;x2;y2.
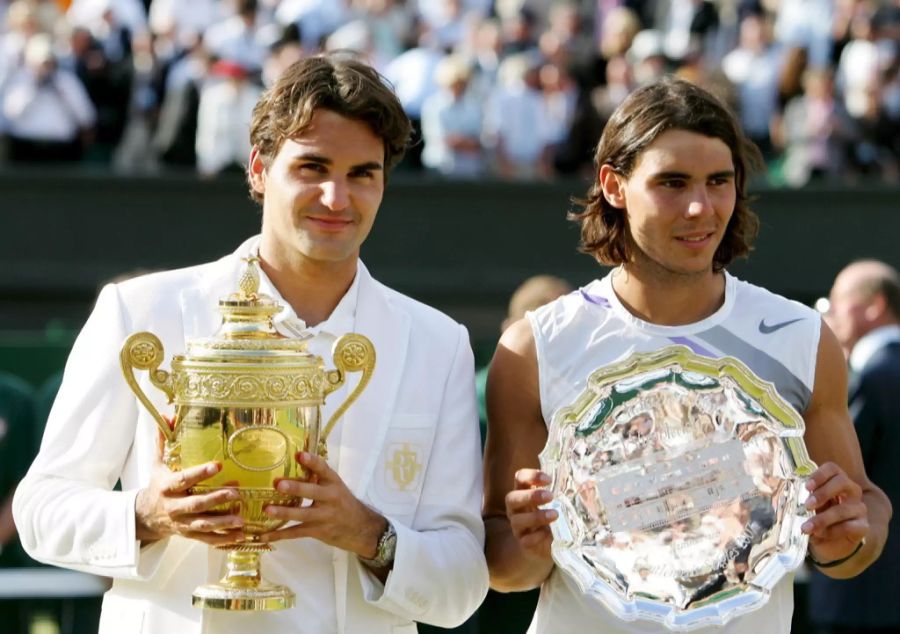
570;77;762;271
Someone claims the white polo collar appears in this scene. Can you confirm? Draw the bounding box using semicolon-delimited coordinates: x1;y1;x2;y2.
249;249;360;339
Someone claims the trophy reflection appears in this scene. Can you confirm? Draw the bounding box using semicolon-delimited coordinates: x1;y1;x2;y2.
120;257;374;611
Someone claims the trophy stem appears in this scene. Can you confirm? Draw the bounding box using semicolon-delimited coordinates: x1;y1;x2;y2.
192;543;295;611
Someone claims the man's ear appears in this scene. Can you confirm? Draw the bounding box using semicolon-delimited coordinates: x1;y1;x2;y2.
248;146;266;195
598;164;626;209
865;293;888;322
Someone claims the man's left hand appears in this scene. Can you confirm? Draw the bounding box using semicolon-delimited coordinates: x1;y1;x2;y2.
260;451;386;559
803;461;869;564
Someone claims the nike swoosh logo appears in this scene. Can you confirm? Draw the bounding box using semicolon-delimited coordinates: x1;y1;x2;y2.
758;317;804;334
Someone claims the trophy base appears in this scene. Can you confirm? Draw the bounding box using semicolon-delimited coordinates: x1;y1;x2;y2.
192;582;295;611
192;544;295;611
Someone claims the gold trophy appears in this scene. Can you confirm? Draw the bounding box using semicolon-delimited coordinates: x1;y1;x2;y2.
120;257;375;611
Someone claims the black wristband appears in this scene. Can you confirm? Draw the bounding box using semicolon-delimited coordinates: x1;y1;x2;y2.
807;538;866;569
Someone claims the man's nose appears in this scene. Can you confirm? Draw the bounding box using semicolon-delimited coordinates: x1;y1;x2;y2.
320;179;350;211
686;186;714;218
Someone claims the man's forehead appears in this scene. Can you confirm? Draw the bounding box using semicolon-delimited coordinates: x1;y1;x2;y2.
635;130;733;170
277;133;384;164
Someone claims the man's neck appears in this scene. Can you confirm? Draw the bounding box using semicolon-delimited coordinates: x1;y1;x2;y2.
257;252;357;328
612;263;726;327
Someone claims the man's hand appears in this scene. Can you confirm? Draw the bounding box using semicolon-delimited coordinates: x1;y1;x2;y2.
803;461;869;564
260;452;386;560
135;461;245;546
505;468;557;562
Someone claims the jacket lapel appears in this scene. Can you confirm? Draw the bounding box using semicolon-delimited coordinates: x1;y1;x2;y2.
332;263;410;634
335;262;410;496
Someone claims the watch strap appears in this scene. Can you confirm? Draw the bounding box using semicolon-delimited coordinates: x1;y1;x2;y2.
359;519;396;569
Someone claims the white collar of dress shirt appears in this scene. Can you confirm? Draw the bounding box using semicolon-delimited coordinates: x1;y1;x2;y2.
248;245;360;340
849;324;900;373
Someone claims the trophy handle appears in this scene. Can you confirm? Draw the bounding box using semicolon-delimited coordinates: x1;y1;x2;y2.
319;333;376;456
120;332;177;445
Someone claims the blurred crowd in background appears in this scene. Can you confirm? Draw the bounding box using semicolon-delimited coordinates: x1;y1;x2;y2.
0;0;898;185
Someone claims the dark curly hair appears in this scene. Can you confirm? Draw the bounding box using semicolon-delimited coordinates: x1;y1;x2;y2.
570;77;762;271
247;53;412;204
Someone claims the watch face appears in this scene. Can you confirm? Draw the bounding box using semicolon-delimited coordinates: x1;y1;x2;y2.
382;524;398;561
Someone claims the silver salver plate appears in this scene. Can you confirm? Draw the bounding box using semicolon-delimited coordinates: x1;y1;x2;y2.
539;345;816;630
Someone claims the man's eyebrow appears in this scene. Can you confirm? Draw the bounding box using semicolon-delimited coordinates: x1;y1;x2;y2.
289;153;331;165
650;170;736;180
290;154;383;171
351;161;384;172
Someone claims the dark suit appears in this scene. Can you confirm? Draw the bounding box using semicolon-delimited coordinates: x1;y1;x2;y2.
808;340;900;631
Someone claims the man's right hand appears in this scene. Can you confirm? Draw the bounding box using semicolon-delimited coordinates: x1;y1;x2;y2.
505;468;557;561
135;461;245;546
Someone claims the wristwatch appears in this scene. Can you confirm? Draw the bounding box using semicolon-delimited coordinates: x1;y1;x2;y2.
359;519;397;569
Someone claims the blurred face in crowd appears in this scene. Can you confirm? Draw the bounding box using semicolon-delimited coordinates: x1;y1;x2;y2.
250;109;385;274
827;263;892;353
601;129;737;278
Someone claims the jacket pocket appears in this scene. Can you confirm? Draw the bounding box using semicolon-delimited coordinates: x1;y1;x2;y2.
367;415;435;521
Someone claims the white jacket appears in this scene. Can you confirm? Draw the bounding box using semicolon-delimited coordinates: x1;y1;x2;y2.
13;238;488;633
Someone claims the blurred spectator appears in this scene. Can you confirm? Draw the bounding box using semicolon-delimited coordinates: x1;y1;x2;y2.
424;0;468;51
421;53;484;177
67;0;147;63
777;68;854;186
263;24;303;86
382;25;444;169
348;0;413;70
538;61;577;158
195;58;262;176
274;0;349;51
458;17;501;101
484;52;552;179
61;23;131;161
628;28;669;85
846;81;900;181
836;8;895;123
553;53;632;175
1;33;96;163
148;0;223;49
777;44;809;108
112;30;161;172
0;1;43;89
151;33;209;168
204;0;272;73
809;260;900;634
660;0;720;62
499;6;538;57
722;11;781;157
773;0;833;68
68;0;146;36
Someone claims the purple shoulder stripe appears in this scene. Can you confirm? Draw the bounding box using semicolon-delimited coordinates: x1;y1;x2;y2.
580;289;612;308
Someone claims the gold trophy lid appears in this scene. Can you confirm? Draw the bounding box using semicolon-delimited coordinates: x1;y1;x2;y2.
185;256;313;362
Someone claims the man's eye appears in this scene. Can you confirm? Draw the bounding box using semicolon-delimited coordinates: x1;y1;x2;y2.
350;169;374;179
661;180;685;188
299;163;326;173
